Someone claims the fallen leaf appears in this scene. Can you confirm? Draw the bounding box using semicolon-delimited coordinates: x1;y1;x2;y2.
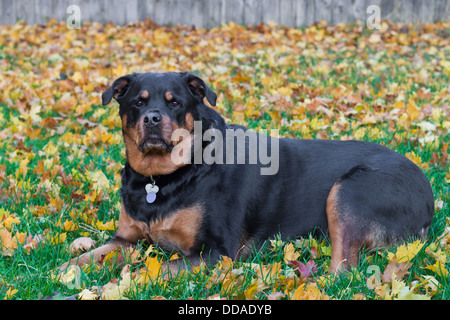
89;170;110;192
288;259;317;278
396;286;430;300
381;257;412;283
290;283;329;300
422;276;441;296
4;287;18;300
266;291;286;300
283;243;300;263
387;240;425;263
78;289;98;300
58;265;82;289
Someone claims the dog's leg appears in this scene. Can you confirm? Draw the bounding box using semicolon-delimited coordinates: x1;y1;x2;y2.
327;182;358;273
58;203;148;271
326;178;383;274
326;164;432;274
58;238;133;271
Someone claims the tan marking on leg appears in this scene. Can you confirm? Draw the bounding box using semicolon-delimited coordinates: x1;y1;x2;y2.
326;182;346;273
149;204;204;256
115;203;150;243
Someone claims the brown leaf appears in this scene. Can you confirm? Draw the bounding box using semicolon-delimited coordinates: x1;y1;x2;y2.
381;257;412;283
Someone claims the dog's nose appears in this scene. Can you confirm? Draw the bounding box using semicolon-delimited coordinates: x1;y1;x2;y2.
143;112;162;127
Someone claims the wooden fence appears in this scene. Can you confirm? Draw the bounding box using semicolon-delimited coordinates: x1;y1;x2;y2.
1;0;449;27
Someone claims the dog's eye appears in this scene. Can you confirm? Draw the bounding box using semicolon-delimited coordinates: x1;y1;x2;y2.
135;100;144;107
169;100;180;108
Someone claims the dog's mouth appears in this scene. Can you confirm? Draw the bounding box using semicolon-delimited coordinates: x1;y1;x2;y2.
138;133;172;153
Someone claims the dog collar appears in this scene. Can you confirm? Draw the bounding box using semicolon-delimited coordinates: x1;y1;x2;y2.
145;176;159;204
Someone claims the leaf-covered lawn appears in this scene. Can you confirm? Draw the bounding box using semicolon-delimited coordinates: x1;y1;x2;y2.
0;19;449;300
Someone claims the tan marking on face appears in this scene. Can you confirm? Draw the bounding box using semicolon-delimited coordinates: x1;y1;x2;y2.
121;113;193;176
140;90;149;99
185;112;194;132
165;91;173;101
122;114;143;147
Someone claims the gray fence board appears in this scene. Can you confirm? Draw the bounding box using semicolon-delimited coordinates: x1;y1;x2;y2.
0;0;448;27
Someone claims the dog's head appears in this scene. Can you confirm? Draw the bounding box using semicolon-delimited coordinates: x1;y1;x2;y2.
102;72;224;176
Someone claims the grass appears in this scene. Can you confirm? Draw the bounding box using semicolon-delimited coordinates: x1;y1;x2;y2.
0;19;449;300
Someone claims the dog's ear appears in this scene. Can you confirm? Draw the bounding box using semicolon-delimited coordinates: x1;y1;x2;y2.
185;73;217;106
102;75;132;105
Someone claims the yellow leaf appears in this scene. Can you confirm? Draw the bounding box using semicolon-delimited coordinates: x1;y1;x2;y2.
100;282;122;300
320;243;332;257
0;229;14;255
140;256;162;280
283;243;300;263
16;158;30;178
368;33;381;44
4;287;18;300
390;274;406;296
261;76;272;89
405;152;429;171
43;141;58;156
95;219;118;231
62;220;78;232
425;261;449;277
425;245;447;263
169;253;180;260
0;208;9;221
396;286;430;300
387;240;425;263
362;114;377;125
58;265;82;289
291;283;329;300
277;86;293;97
78;289;98;300
90;170;110;191
0;229;25;256
71;71;83;83
98;267;134;300
218;256;234;270
102;249;121;266
244;281;259;300
14;232;26;247
256;262;281;284
48;233;67;245
441;60;450;76
2;214;20;230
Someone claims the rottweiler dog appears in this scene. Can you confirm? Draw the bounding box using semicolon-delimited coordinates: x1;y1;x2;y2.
60;72;434;273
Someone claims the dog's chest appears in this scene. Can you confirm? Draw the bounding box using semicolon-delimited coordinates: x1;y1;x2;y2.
117;203;204;256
